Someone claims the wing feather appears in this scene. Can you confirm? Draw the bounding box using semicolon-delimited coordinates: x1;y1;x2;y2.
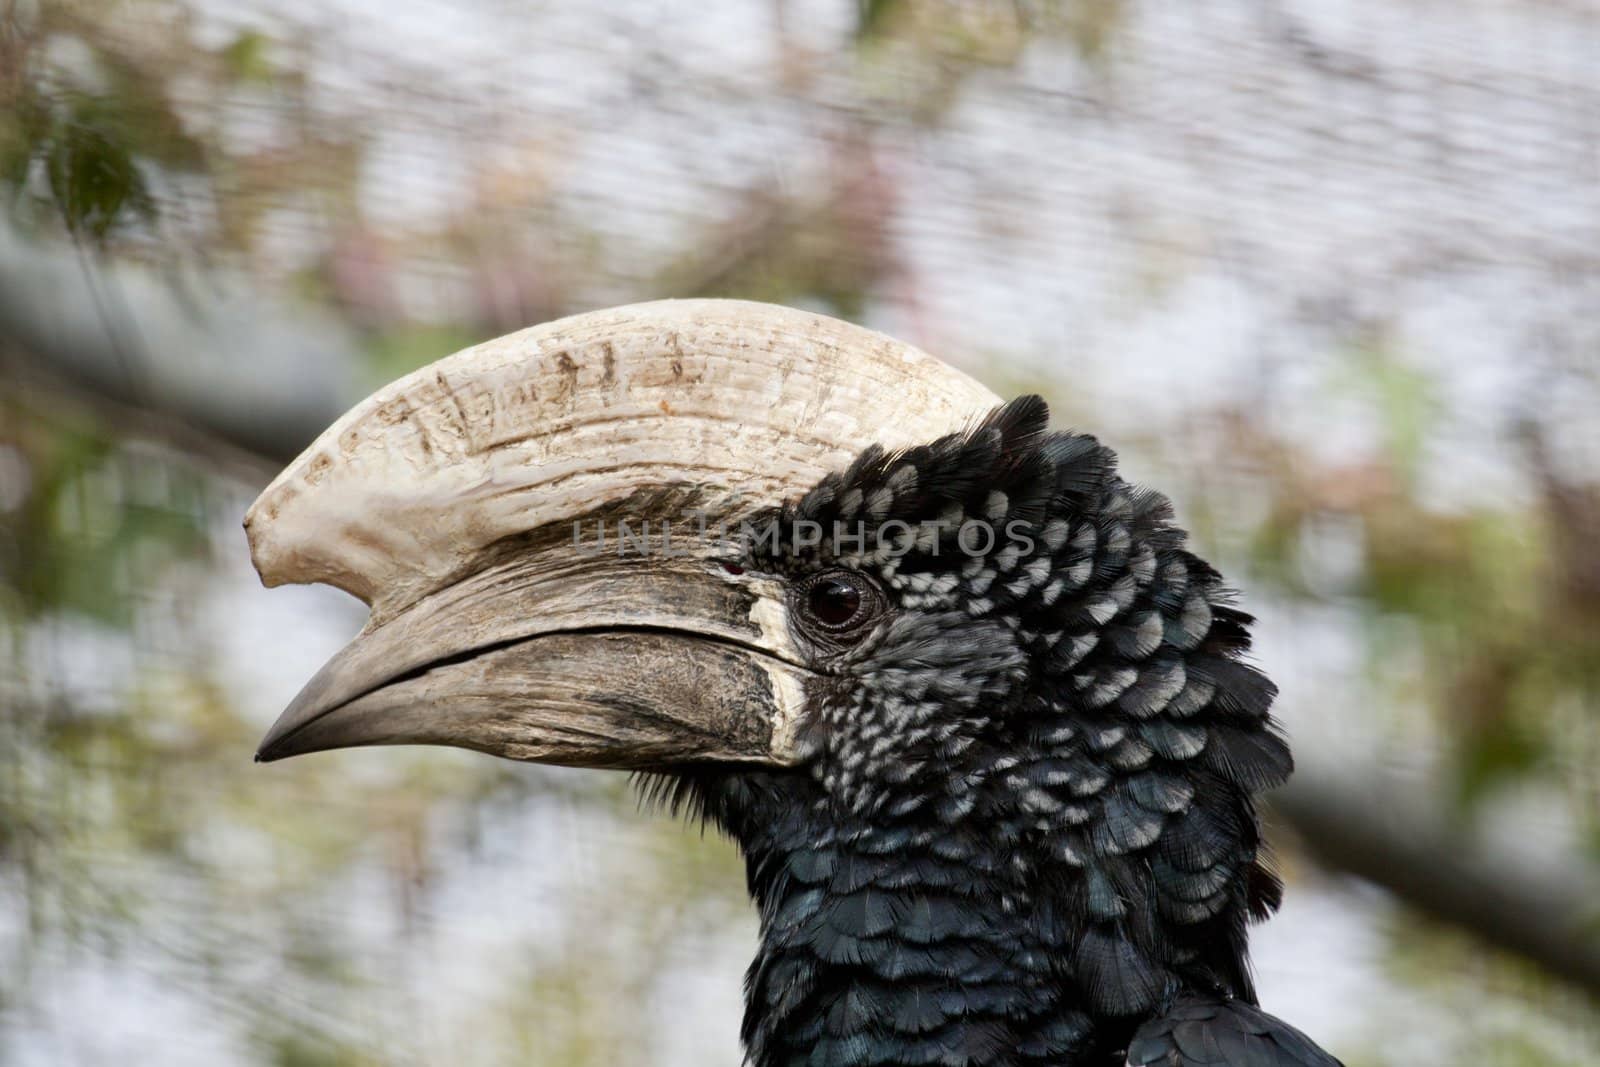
1126;996;1342;1066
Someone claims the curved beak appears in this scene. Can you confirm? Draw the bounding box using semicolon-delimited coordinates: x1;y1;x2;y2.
243;301;995;771
255;534;811;769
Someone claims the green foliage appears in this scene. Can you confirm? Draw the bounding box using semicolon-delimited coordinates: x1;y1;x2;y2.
258;1032;379;1067
0;406;208;624
855;0;902;41
1344;345;1441;486
363;324;483;386
1382;917;1600;1065
1362;499;1600;811
222;30;275;84
855;0;1124;61
43;107;154;239
0;85;47;194
0;3;303;249
0;2;199;243
1212;347;1600;822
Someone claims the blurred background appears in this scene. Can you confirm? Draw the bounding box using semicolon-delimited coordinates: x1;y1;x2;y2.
2;1;1599;1064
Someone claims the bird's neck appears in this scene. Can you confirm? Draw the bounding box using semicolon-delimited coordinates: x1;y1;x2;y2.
715;775;1137;1067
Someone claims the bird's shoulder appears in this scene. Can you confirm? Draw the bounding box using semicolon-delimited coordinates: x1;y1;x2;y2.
1124;995;1342;1067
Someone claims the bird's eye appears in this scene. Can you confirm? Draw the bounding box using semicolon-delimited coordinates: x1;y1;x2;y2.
809;577;862;626
797;570;881;640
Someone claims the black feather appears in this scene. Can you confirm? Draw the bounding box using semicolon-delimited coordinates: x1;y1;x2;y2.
1126;996;1344;1066
642;396;1339;1066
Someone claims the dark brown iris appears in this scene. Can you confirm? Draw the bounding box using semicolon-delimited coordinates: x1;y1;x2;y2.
807;574;865;628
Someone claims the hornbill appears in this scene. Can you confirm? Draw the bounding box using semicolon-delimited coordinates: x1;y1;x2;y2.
250;300;1341;1066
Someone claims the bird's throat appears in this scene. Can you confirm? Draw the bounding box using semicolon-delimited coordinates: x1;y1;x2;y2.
709;773;1130;1067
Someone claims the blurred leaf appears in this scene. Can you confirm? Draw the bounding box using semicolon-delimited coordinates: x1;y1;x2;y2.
259;1031;378;1067
44;111;153;240
0;86;49;197
1343;346;1439;484
1454;682;1546;804
2;410;207;624
222;29;274;83
364;324;482;384
856;0;902;42
1064;0;1126;60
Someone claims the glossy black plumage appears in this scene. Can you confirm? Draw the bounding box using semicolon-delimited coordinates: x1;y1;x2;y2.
1127;997;1339;1066
650;397;1342;1066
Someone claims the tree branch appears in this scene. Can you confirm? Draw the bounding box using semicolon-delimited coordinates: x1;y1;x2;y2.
0;222;357;464
1272;768;1600;994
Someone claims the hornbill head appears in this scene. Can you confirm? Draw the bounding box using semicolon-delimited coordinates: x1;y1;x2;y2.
251;299;1001;771
252;300;1312;1065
